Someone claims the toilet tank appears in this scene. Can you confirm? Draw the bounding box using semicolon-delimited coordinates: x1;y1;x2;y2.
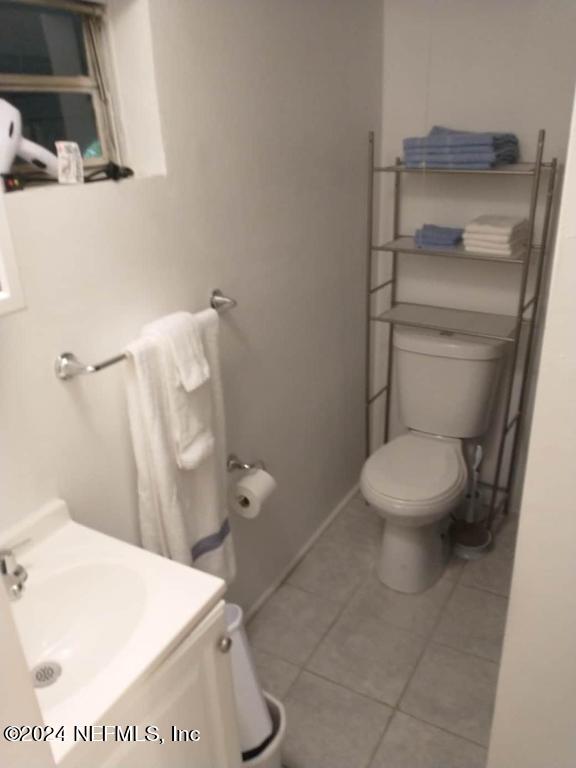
394;327;507;438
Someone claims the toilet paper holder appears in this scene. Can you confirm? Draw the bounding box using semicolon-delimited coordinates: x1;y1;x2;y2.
227;454;267;473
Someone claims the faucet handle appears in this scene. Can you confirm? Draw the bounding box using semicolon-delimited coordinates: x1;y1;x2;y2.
0;549;28;600
13;564;28;584
0;550;18;576
0;549;28;580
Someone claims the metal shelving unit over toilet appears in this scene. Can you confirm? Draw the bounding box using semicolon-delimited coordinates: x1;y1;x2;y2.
365;130;558;531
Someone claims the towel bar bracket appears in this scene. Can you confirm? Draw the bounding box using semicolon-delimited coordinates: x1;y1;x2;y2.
210;289;237;312
227;454;267;473
55;351;127;380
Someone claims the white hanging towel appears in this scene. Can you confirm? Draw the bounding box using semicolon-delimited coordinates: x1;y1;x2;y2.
124;309;236;583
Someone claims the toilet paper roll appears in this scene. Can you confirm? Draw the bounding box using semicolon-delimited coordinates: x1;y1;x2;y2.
231;469;277;519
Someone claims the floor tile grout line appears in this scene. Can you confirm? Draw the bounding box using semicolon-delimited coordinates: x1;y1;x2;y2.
282;631;500;718
279;572;389;734
279;579;356;605
278;660;491;754
427;577;509;663
275;506;379;701
453;581;511;600
280;492;372;593
297;565;376;672
287;667;398;711
294;666;398;709
392;710;490;751
392;565;504;754
281;667;395;768
459;580;511;599
368;564;499;768
362;572;463;765
260;557;450;706
364;705;396;768
453;544;515;598
249;558;376;698
280;559;502;757
425;638;503;667
251;562;506;677
291;500;382;653
395;571;461;710
279;665;396;768
256;558;487;703
453;557;467;585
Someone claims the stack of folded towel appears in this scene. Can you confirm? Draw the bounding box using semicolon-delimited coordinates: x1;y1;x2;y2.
415;224;464;249
463;215;529;257
403;126;519;169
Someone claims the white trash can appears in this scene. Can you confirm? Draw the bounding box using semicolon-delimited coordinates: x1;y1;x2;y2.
242;692;286;768
225;603;274;756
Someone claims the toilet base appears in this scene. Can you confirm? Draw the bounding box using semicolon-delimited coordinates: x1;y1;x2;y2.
377;518;450;593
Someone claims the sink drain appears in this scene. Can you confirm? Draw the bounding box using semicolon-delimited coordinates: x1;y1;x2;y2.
32;662;62;688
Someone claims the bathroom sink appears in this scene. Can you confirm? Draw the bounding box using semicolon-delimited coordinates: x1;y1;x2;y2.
12;563;146;709
1;499;226;762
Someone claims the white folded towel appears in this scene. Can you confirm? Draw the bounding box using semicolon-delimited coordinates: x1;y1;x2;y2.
462;230;527;245
464;240;526;255
143;312;213;469
463;241;526;257
125;309;236;583
463;235;527;253
144;311;210;392
465;214;528;238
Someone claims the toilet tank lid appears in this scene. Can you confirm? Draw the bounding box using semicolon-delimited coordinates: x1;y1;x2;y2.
393;326;507;361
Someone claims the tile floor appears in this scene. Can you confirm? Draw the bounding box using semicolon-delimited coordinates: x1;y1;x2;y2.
248;493;517;768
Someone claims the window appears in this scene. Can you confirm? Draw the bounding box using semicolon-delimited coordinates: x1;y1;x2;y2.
0;0;117;171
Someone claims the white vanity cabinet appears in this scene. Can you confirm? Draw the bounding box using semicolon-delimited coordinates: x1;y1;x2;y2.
2;501;241;768
63;601;241;768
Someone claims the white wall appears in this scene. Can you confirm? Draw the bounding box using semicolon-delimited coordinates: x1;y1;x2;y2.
487;89;576;768
374;0;576;497
0;0;382;609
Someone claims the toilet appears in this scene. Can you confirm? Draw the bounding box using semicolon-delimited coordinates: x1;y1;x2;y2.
361;326;506;593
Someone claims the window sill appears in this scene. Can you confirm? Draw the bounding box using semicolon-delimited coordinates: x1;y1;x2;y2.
4;168;168;202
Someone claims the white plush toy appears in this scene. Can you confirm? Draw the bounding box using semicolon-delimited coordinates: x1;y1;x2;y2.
0;98;59;177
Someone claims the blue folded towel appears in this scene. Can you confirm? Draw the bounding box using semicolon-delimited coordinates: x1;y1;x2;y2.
405;150;505;164
431;125;518;145
404;126;519;151
415;225;464;248
405;145;500;157
404;145;517;158
405;150;518;169
406;159;494;169
402;126;519;169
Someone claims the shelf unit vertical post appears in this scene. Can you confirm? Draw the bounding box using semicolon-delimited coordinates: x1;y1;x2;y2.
493;155;558;523
365;131;376;457
487;130;546;524
383;158;401;444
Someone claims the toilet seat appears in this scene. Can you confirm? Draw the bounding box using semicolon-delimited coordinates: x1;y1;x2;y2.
361;433;467;523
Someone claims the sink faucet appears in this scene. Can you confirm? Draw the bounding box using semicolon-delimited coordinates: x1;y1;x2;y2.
0;549;28;600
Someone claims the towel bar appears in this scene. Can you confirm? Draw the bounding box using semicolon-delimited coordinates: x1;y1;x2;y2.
54;289;237;381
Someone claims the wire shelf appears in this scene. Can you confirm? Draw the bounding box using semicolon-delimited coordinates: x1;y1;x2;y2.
371;302;517;342
374;162;549;176
373;236;534;265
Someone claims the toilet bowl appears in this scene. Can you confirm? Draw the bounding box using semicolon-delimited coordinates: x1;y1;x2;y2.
361;326;506;593
362;432;467;593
